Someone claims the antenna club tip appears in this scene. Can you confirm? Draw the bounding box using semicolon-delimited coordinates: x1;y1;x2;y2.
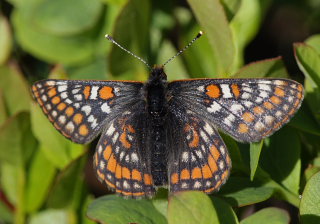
105;34;113;40
199;30;203;35
197;31;204;38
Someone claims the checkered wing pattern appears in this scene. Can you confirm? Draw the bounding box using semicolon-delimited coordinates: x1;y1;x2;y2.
31;79;143;144
94;109;156;198
168;78;304;143
167;111;231;193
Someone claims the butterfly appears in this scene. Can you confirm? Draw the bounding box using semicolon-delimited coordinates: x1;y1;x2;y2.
31;32;304;198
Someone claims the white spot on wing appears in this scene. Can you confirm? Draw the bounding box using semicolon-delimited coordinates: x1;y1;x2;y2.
106;123;115;136
258;84;271;91
66;121;74;132
181;152;189;162
41;95;47;101
101;102;111;113
204;122;214;135
81;105;91;115
90;86;99;99
221;84;232;98
207;102;222;113
58;85;67;92
230;104;244;113
58;115;66;124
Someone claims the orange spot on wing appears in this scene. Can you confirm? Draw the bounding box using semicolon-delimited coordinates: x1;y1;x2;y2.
144;174;152;185
253;106;264;114
97;170;105;180
191;167;202;179
116;165;122;178
231;84;240;98
221;170;229;181
180;169;191;180
99;86;114;100
171;173;179;184
202;165;213;178
210;145;220;160
83;86;91;100
48;88;57;97
127;125;135;133
238;123;248;133
270;96;281;104
263;101;274;110
274;87;285;97
297;84;303;92
107;154;117;173
52;96;61;104
79;124;88;136
103;145;112;160
214;180;222;189
204;186;216;193
32;85;37;91
122;167;131;179
242;112;254;123
105;179;116;188
57;102;66;111
297;92;302;99
132;169;142;181
185;124;199;148
208;155;218;172
65;107;74;116
120;132;131;149
73;113;83;124
206;84;221;98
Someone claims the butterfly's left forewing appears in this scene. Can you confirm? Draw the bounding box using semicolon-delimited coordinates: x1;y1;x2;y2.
31;79;143;144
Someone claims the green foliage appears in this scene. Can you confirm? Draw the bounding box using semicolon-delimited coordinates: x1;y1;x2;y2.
0;0;319;223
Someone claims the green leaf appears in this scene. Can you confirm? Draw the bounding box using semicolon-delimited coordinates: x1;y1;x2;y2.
187;0;235;75
230;0;271;70
109;0;150;79
87;195;167;224
0;65;30;115
240;207;290;224
30;103;84;169
12;9;96;66
260;127;301;194
233;57;288;78
250;140;263;180
0;90;7;126
0;15;12;65
0;112;36;165
0;200;13;223
306;34;320;54
25;148;56;212
29;209;75;224
300;171;320;224
294;43;320;88
32;0;103;36
46;156;87;209
219;177;274;207
211;196;239;223
168;191;218;224
220;0;241;21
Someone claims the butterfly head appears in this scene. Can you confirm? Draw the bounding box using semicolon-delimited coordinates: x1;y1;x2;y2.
149;65;167;83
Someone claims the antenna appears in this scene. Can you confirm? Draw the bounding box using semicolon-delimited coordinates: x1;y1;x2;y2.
105;34;152;70
163;31;203;66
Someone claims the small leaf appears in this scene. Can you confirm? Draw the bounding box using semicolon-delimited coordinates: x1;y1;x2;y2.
233;57;288;78
294;43;320;88
12;9;96;65
306;34;320;54
32;0;103;36
219;177;274;207
0;15;12;65
250;140;263;180
300;171;320;224
29;209;75;224
240;207;290;224
211;196;239;223
187;0;235;75
87;195;167;224
260;127;301;194
168;191;218;224
109;0;150;78
0;65;30;115
25;148;56;212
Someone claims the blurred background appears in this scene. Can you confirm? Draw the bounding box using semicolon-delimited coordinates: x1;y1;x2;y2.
0;0;320;223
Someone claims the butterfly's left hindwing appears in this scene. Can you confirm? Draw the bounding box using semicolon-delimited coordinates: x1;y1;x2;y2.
31;79;143;144
94;108;156;198
168;78;304;143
